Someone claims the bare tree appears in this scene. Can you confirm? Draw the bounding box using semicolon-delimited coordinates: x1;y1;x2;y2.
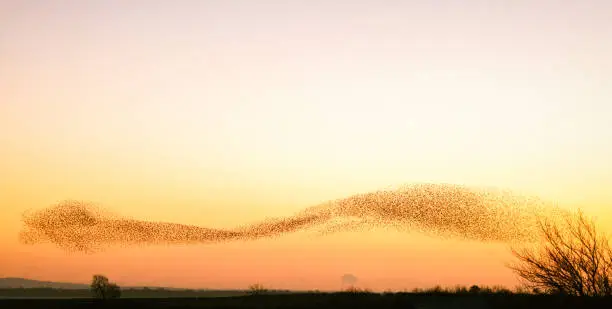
90;274;121;299
248;283;268;296
509;211;612;296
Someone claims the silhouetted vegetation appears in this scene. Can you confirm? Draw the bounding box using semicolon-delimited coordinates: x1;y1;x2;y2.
247;283;267;296
509;211;612;296
2;289;612;308
90;275;121;299
343;286;372;294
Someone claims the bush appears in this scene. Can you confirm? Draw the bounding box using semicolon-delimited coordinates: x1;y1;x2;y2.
343;286;372;294
509;211;612;296
90;274;121;299
469;285;481;294
248;283;267;295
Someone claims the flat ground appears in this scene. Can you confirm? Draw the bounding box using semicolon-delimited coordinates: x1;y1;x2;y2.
1;293;612;309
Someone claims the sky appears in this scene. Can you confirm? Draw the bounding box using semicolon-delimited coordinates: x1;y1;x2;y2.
1;0;612;291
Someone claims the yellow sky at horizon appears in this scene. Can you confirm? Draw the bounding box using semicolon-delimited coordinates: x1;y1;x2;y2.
2;0;612;290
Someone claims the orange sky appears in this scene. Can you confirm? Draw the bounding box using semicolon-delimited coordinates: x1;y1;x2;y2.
1;0;612;291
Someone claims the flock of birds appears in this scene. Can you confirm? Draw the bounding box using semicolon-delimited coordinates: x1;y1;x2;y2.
19;183;569;253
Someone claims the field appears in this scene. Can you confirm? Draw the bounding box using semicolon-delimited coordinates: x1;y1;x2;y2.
2;291;612;309
0;287;249;298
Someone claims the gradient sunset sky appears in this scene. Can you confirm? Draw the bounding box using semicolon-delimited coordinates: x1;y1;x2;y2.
1;0;612;291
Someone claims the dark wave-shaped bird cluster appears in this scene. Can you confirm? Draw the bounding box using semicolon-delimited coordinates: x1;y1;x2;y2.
19;183;569;253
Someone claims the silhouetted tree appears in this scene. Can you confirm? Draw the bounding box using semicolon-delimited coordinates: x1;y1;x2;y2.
248;283;267;295
509;211;612;296
90;274;121;299
469;285;481;294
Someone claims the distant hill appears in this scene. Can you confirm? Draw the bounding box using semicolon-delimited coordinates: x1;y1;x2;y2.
0;278;89;289
0;277;217;291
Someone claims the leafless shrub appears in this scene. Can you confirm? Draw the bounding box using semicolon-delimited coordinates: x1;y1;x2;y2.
248;283;268;295
508;211;612;296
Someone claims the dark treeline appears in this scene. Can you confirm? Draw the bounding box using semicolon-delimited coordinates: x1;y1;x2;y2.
0;285;518;298
2;288;612;309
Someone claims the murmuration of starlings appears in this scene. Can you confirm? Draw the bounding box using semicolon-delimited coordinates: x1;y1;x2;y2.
19;183;569;253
